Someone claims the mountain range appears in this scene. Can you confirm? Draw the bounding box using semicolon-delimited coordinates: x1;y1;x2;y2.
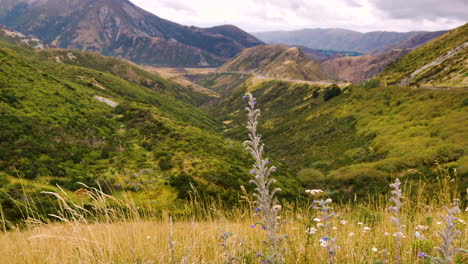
253;28;447;53
0;0;263;67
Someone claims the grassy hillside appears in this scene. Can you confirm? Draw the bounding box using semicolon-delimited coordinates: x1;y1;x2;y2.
201;74;468;196
380;23;467;87
35;49;214;106
0;41;301;223
219;45;328;81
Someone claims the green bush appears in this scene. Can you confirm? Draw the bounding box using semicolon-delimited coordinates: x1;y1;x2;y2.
323;85;342;101
297;168;325;186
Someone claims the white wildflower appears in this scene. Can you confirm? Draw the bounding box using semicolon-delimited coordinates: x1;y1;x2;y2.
340;220;348;225
372;247;378;252
319;238;328;248
313;218;321;222
348;232;355;237
332;226;337;230
357;222;364;225
307;189;323;196
384;232;390;236
146;236;151;239
416;225;429;231
393;232;406;238
306;227;318;234
363;227;371;232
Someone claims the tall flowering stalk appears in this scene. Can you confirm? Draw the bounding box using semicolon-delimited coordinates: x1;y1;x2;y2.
244;93;286;264
388;178;404;264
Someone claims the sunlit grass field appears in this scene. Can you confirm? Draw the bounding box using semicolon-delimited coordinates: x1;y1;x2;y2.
1;174;466;264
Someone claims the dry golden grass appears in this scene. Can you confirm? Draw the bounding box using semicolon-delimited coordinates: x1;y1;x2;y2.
0;178;466;264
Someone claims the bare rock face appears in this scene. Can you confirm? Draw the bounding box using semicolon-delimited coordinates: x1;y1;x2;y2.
0;0;263;67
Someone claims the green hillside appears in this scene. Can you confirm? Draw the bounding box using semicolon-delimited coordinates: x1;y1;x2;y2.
0;41;301;223
200;74;468;195
34;49;214;106
380;23;467;87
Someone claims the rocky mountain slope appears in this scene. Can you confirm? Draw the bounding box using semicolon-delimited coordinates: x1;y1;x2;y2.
380;23;468;88
0;0;263;67
218;44;328;81
318;31;449;83
0;24;46;49
253;28;441;53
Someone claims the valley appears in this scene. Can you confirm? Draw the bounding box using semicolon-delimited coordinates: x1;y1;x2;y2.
0;2;466;263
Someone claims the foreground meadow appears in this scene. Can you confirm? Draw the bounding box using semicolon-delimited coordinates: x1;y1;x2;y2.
0;178;466;264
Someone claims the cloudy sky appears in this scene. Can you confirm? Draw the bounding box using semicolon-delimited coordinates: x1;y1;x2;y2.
129;0;467;33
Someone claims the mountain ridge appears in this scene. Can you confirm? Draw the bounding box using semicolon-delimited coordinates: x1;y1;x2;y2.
253;28;445;53
0;0;263;67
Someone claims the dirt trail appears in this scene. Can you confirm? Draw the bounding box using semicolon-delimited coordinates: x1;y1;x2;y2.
400;41;468;86
221;71;349;87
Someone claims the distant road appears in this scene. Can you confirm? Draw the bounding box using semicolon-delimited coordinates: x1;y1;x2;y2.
219;71;350;87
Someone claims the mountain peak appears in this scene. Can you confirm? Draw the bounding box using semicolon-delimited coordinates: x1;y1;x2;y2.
0;0;263;66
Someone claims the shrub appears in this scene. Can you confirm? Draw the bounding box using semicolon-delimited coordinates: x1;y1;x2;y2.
323;85;342;101
297;168;325;186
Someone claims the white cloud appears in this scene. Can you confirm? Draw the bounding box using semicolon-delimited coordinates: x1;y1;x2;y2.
129;0;467;32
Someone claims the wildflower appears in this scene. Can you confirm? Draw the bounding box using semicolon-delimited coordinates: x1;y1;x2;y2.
332;226;337;230
372;247;378;252
363;227;371;232
414;231;425;240
384;232;390;236
250;224;255;228
393;232;406;238
458;219;465;224
436;221;442;225
340;220;347;225
348;232;355;237
416;225;429;231
146;235;151;239
254;208;260;212
317;223;324;228
249;169;255;174
325;198;332;203
357;222;364;225
306;189;323;196
273;205;282;211
419;252;428;258
319;237;328;248
313;218;321;222
264;160;270;164
306;227;318;234
242;95;247;100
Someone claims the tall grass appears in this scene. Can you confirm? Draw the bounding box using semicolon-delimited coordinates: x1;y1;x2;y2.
0;95;466;264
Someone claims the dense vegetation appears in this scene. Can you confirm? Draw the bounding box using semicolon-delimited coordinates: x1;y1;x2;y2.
0;41;302;223
201;73;468;197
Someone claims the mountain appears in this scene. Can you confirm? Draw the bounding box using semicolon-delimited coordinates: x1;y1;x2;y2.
0;0;263;67
218;44;328;81
321;49;410;83
380;23;468;88
318;31;449;83
0;24;46;49
253;28;438;53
